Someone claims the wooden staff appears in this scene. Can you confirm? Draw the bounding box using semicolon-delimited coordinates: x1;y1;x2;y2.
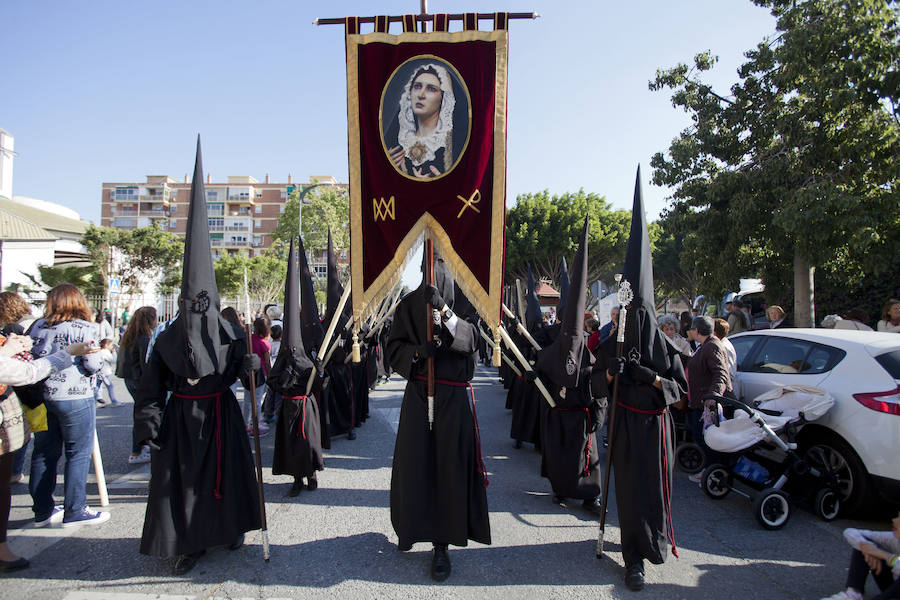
597;281;633;558
244;323;270;561
497;325;555;408
305;281;352;395
425;237;435;429
501;303;541;351
479;328;521;376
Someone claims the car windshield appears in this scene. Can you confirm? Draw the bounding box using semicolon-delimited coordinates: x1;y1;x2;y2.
875;349;900;379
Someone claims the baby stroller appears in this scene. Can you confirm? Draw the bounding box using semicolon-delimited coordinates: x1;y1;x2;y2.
699;385;842;530
672;404;705;475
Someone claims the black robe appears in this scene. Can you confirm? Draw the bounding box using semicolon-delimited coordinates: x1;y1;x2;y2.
325;360;354;435
134;327;261;558
386;286;491;548
597;333;686;567
272;390;324;479
539;353;607;500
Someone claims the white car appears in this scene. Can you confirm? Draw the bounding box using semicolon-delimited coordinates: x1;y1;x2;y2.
729;328;900;514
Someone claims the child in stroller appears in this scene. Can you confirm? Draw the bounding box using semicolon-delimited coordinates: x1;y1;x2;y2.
698;385;842;529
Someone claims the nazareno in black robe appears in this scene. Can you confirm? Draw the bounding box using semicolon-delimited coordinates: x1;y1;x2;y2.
134;322;262;558
538;347;608;500
596;306;686;568
386;285;491;548
270;361;324;479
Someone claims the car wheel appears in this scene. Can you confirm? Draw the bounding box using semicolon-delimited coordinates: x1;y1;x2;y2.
814;488;840;522
753;488;791;530
701;464;731;500
803;437;870;516
675;442;705;474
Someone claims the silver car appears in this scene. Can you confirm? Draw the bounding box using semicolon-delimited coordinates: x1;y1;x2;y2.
730;328;900;514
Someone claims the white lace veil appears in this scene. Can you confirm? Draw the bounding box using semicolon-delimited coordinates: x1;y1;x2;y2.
397;63;456;169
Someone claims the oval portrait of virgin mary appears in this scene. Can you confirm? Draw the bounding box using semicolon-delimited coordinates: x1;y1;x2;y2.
380;56;471;181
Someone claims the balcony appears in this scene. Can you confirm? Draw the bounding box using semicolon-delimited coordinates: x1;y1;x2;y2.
116;207;138;216
139;194;170;206
228;209;252;216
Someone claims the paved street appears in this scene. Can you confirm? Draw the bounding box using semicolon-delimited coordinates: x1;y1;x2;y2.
2;366;885;599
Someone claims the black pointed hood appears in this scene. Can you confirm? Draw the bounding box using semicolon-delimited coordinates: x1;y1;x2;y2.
325;230;349;333
525;265;543;333
537;217;589;388
621;165;669;374
297;235;324;354
157;136;237;379
268;237;314;393
420;245;455;309
557;255;570;316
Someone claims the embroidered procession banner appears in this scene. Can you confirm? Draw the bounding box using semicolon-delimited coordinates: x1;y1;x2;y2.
346;16;508;326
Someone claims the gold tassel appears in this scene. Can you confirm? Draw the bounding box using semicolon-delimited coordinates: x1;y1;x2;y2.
351;331;361;363
492;326;501;367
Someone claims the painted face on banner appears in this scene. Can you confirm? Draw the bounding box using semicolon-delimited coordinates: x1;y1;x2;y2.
380;56;471;181
411;73;442;121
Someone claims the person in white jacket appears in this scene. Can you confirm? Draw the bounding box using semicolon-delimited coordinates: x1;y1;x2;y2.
821;511;900;600
0;335;97;572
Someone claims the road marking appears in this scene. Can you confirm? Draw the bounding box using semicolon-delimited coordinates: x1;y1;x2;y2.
64;594;293;600
107;463;151;489
372;407;401;434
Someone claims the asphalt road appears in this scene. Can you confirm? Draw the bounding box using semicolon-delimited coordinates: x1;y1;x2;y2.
2;366;889;600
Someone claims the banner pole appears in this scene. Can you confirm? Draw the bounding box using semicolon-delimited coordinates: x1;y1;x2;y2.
425;236;435;429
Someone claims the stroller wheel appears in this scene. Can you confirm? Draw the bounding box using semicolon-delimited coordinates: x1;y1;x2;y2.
701;464;731;500
753;488;791;530
675;442;705;474
814;488;840;521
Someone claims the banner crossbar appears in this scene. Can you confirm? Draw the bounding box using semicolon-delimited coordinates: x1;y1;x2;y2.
315;12;539;26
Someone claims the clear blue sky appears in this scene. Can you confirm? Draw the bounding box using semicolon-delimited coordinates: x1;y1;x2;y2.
3;1;775;224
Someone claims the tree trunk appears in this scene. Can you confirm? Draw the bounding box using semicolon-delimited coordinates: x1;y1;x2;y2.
793;247;815;328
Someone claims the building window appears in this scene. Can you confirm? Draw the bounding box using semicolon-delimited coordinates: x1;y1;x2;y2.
279;205;285;214
254;205;262;214
170;220;177;229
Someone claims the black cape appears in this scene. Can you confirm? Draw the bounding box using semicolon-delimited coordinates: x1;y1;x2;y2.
386;284;490;547
134;323;261;557
538;350;608;500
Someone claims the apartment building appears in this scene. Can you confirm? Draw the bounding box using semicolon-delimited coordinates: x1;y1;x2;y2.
101;174;345;259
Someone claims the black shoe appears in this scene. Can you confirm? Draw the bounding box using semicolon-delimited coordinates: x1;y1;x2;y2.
397;540;412;552
173;550;205;575
513;440;522;449
624;563;645;591
288;478;303;497
430;544;451;582
552;494;565;505
347;430;357;440
583;497;602;515
227;533;244;551
307;474;318;491
0;557;29;573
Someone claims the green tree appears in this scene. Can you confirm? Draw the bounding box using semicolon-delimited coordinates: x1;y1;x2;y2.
214;250;287;314
505;189;632;290
650;0;900;325
81;223;184;296
6;265;105;300
271;187;350;256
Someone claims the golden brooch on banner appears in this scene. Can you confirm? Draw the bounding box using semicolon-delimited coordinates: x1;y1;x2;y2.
408;142;428;163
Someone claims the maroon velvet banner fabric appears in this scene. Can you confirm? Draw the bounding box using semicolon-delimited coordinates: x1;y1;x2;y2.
356;41;497;290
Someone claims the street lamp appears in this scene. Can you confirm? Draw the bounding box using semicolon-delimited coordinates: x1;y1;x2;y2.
296;182;335;243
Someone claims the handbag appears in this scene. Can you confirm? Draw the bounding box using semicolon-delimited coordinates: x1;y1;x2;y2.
23;404;48;432
13;378;47;410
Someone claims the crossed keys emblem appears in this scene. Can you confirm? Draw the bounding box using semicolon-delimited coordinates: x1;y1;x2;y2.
456;189;482;218
373;196;396;221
